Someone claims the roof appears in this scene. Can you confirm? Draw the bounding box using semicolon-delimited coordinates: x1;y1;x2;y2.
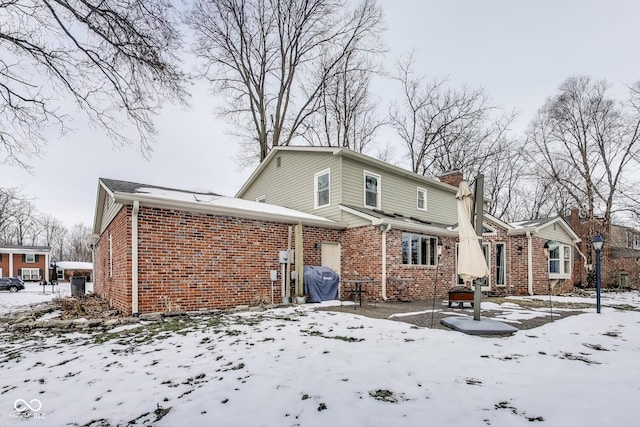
94;178;345;233
56;261;93;270
508;215;581;242
0;245;51;252
236;146;464;198
340;204;459;236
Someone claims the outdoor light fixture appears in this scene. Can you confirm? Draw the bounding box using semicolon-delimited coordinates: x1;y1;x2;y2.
437;238;443;256
592;233;604;314
543;241;549;258
517;245;523;253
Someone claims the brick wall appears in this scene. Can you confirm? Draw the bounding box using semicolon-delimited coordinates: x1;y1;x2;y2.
95;206;341;314
94;207;133;314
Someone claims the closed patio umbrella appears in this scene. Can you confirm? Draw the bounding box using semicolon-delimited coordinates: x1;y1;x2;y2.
456;181;489;284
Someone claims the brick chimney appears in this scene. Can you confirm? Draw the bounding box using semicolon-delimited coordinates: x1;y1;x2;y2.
439;170;464;187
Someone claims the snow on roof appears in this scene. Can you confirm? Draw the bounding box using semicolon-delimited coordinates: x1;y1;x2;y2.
510;217;555;229
56;261;93;270
135;186;334;223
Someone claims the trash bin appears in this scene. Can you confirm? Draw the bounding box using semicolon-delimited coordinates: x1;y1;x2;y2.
70;276;86;296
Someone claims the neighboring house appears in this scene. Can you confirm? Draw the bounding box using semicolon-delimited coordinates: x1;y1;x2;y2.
55;261;93;282
0;245;52;281
569;209;640;288
92;178;344;315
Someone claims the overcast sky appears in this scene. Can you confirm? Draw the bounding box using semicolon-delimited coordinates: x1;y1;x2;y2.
3;0;640;231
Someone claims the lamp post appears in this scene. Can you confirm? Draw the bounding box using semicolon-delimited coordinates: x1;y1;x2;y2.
592;234;604;314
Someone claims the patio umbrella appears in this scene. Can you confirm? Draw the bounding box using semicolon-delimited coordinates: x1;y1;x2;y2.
456;181;489;284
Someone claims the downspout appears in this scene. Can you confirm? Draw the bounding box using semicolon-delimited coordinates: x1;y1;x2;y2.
381;223;392;301
526;231;533;295
132;201;140;316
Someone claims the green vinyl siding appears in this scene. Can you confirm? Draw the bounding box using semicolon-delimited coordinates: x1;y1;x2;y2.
340;157;457;225
239;151;343;221
537;222;574;245
240;148;459;226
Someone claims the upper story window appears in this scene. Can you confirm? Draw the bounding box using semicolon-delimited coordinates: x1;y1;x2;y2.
25;253;36;263
548;243;571;278
417;187;427;211
364;171;381;209
314;168;330;209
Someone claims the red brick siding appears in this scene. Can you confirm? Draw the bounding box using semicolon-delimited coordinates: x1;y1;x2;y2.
0;254;7;277
94;207;132;314
95;206;341;314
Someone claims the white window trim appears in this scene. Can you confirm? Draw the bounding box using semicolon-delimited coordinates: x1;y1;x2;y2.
21;268;41;281
417;187;427;211
495;242;506;286
25;253;36;263
314;168;331;209
402;233;438;266
548;243;572;279
364;170;381;209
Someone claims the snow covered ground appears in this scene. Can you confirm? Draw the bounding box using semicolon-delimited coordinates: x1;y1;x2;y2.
0;286;639;426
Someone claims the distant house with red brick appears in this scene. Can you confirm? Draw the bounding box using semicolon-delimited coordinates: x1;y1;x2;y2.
0;245;51;281
568;208;640;289
92;147;582;315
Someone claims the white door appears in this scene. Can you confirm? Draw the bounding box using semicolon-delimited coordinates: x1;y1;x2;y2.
321;243;341;276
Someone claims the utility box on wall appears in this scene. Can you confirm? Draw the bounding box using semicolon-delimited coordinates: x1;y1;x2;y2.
278;250;294;264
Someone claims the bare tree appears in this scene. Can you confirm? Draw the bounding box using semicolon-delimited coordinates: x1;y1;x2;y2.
7;200;37;245
301;47;384;152
526;76;640;229
483;138;527;220
67;223;92;262
389;55;515;178
0;187;23;242
185;0;384;162
0;0;188;167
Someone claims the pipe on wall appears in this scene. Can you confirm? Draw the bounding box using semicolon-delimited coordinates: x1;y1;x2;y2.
381;223;392;301
132;200;140;316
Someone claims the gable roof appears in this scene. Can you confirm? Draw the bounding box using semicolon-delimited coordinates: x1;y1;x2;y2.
94;178;344;234
236;146;461;197
508;216;580;242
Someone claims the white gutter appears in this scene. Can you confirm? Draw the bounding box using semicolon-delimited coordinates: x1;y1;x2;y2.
381;223;391;301
526;231;533;295
132;200;140;316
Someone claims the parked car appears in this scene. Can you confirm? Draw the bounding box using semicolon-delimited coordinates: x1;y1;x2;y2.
0;277;25;292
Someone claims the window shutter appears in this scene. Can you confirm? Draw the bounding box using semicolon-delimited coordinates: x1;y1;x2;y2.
0;253;2;261
22;254;26;262
35;254;39;262
39;268;43;279
18;268;22;277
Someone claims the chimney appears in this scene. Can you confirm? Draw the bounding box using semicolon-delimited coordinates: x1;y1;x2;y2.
439;170;464;187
